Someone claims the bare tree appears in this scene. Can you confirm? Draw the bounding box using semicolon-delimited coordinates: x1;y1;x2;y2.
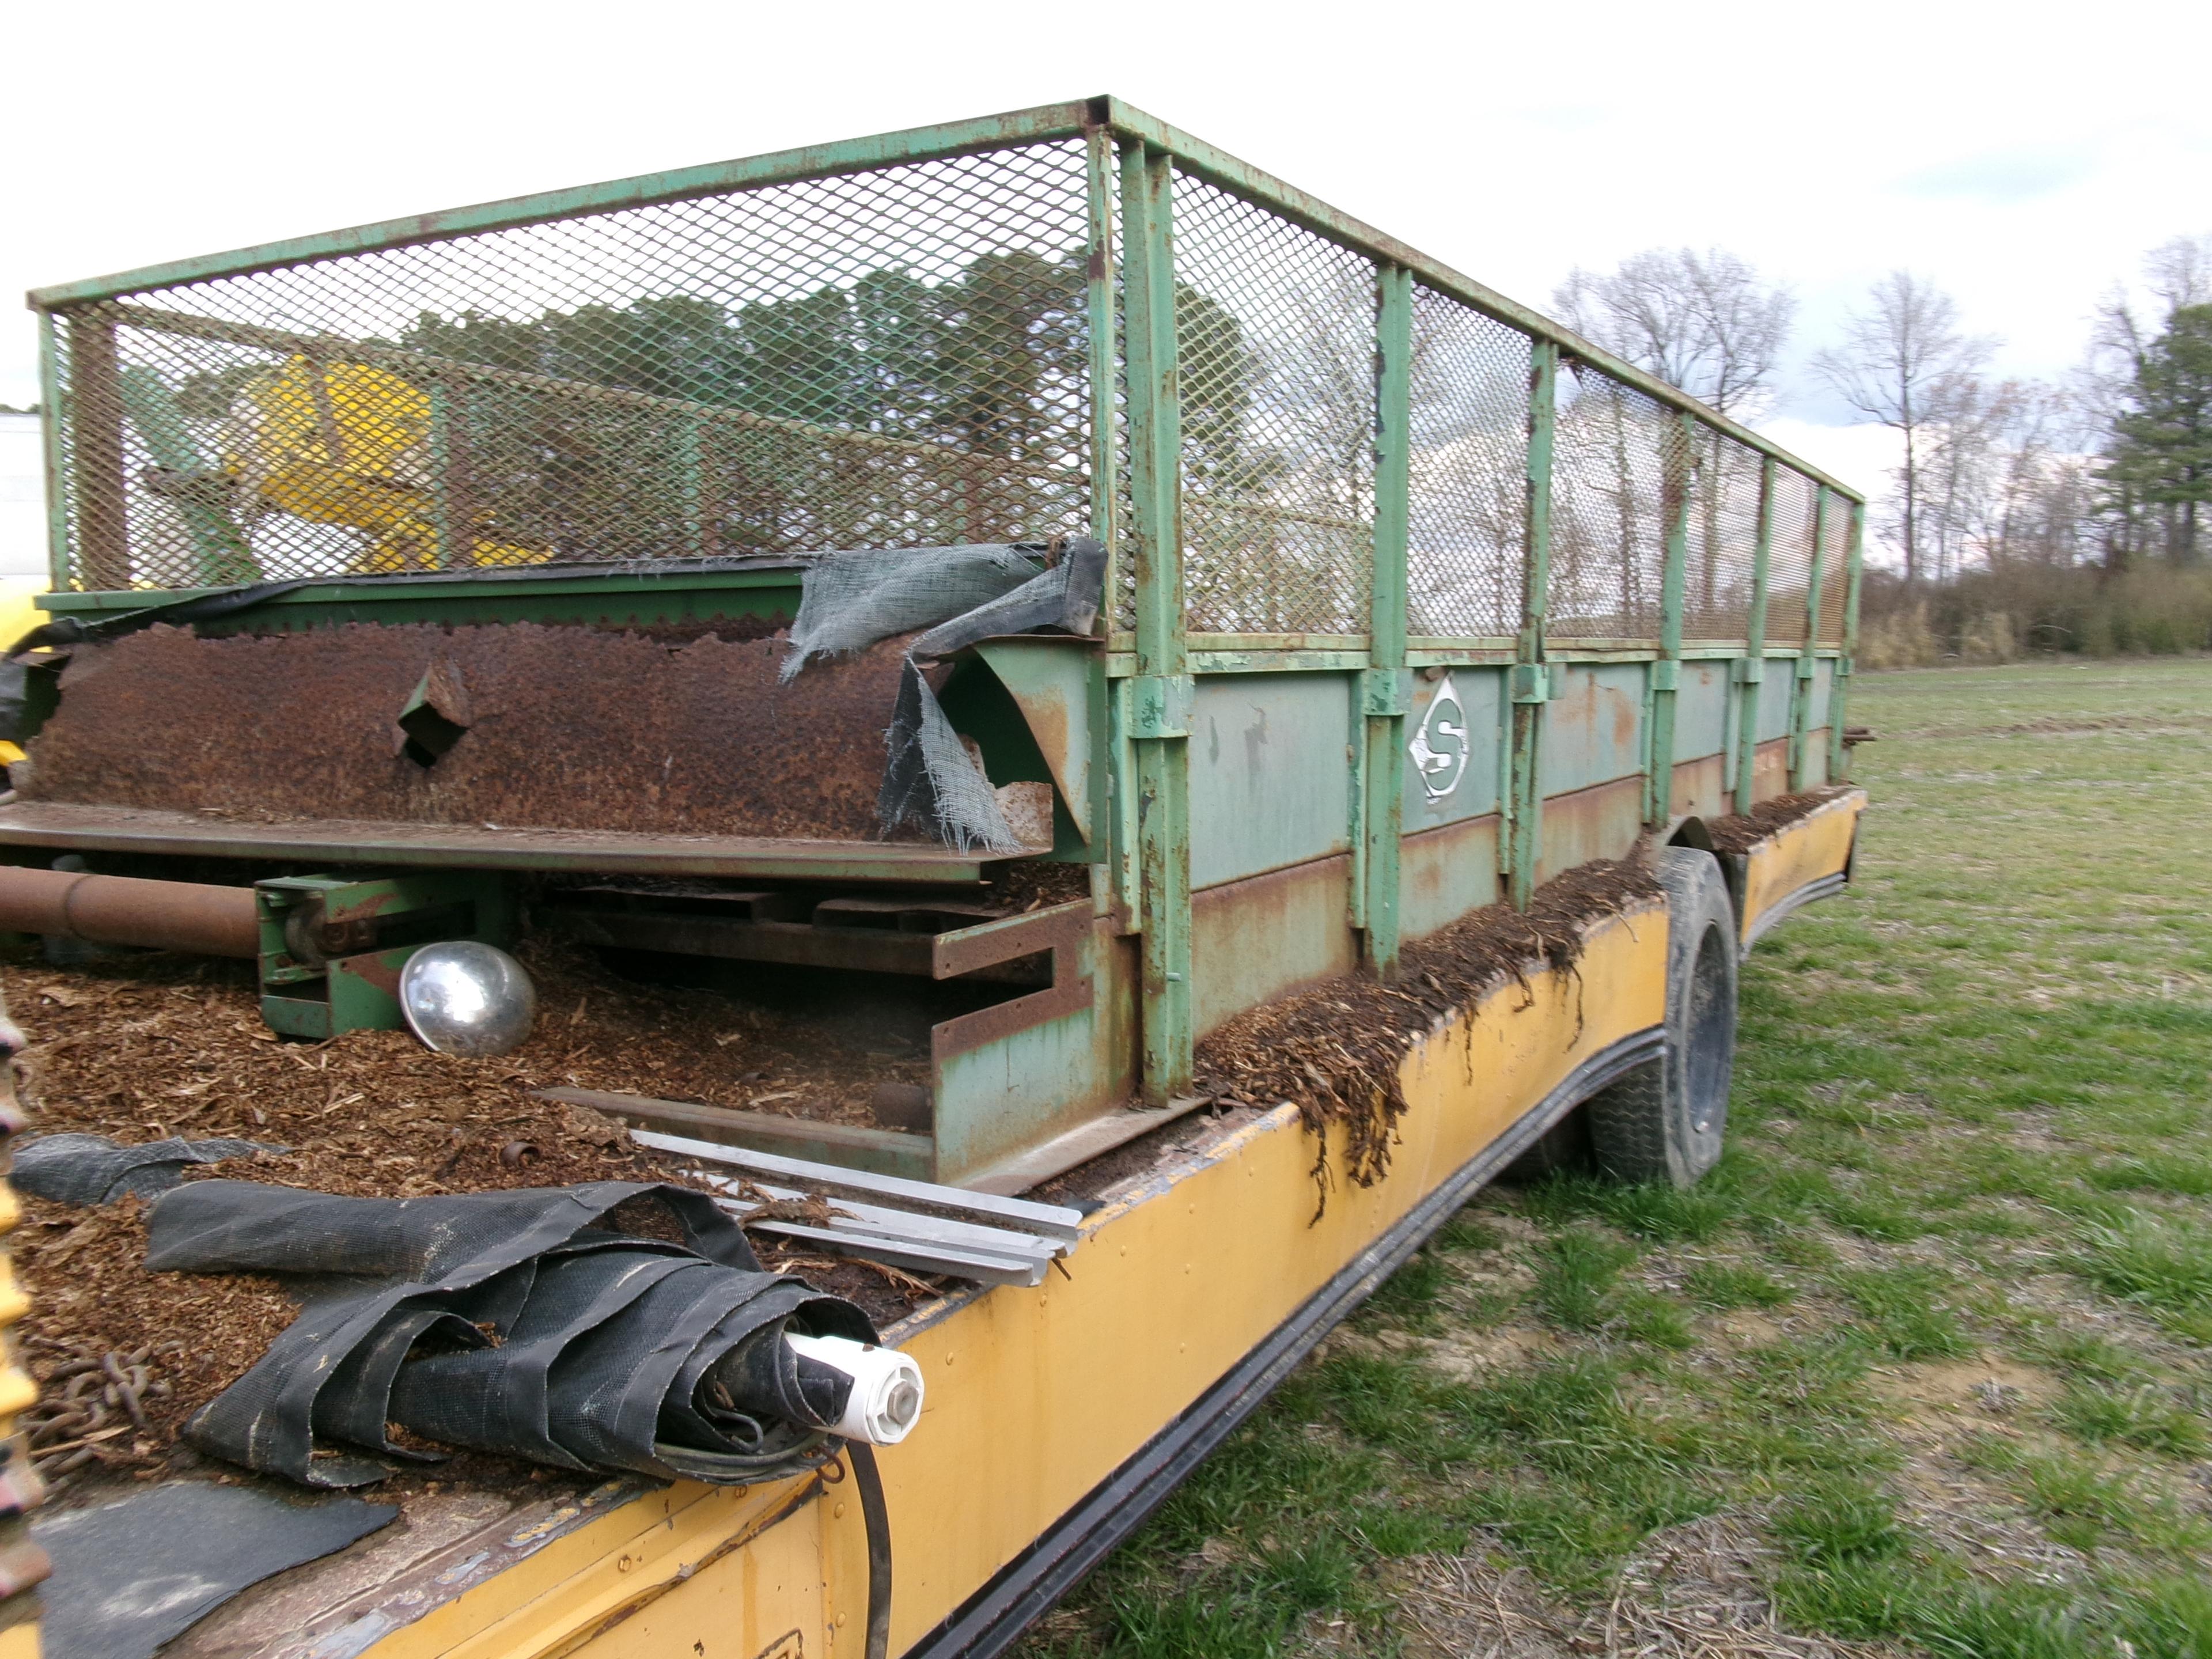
1552;248;1794;420
1811;272;1996;582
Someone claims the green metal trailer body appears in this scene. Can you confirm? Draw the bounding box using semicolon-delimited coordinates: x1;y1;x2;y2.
7;96;1867;1659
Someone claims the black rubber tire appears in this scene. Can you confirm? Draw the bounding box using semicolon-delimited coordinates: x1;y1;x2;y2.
1585;847;1738;1187
1498;1104;1594;1184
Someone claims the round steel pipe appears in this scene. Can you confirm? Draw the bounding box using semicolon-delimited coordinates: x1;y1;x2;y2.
0;867;260;959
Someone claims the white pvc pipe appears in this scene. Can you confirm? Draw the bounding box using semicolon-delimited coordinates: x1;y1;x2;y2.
785;1332;926;1446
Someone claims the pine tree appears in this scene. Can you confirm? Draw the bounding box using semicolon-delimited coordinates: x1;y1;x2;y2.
2106;303;2212;562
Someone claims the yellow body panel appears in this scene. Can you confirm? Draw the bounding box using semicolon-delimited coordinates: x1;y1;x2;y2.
355;906;1672;1659
0;1620;37;1659
1740;790;1867;945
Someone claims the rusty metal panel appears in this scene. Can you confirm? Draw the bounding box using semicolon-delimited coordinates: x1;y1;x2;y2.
1672;660;1729;759
1668;755;1730;821
1755;668;1796;744
1399;812;1501;942
20;621;919;841
1190;854;1356;1037
1798;738;1832;790
1536;775;1643;885
1400;666;1503;831
1751;738;1791;804
1188;673;1354;890
1538;664;1645;797
931;920;1137;1180
972;638;1101;842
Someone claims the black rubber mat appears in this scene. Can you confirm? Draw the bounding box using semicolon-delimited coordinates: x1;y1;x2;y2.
147;1180;874;1487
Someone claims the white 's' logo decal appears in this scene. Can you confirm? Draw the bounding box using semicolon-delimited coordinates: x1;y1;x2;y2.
1408;673;1469;800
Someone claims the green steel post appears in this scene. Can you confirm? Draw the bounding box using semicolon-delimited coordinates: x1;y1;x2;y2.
1121;141;1192;1104
1086;130;1138;923
1789;486;1829;791
1827;499;1865;781
1085;123;1118;559
1507;340;1557;910
1362;264;1413;978
36;313;73;591
1645;412;1695;827
1734;457;1776;813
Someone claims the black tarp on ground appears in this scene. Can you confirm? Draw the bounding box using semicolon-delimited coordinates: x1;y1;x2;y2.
145;1180;875;1488
13;1134;281;1206
33;1482;396;1659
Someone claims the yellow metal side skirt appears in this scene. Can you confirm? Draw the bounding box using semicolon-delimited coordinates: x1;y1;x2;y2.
370;908;1672;1659
1739;789;1866;948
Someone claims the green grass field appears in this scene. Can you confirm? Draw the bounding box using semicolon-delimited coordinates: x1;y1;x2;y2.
1020;658;2212;1659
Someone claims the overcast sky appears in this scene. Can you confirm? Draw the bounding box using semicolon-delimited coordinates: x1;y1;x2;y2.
5;0;2208;566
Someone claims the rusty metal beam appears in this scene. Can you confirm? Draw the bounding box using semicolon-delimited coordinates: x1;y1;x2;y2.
0;801;1002;884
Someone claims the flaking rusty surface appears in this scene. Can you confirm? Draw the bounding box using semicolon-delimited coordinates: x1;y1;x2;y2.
21;622;924;842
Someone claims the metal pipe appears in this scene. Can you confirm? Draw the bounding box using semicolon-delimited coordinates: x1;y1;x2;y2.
0;868;259;959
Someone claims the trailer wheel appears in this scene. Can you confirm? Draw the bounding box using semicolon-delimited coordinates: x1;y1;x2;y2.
1585;847;1738;1187
1499;1104;1594;1183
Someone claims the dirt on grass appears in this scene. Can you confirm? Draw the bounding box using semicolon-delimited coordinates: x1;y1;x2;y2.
1393;1512;1913;1659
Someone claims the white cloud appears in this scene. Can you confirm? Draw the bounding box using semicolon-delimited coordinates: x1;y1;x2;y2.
1756;421;1907;568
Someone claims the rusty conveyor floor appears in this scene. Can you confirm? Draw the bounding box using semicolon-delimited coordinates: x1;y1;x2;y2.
0;801;1003;882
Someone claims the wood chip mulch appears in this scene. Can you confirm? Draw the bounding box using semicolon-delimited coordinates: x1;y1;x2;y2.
1195;858;1664;1218
1703;785;1853;854
4;938;948;1494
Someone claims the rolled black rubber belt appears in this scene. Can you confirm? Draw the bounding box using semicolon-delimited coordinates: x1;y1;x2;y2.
851;1442;893;1659
145;1180;877;1488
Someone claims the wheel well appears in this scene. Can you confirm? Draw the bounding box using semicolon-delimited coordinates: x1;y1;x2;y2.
1666;817;1746;933
1667;816;1715;854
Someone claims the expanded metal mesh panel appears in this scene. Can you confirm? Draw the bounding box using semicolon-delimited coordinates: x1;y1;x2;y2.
1817;493;1852;644
1171;171;1376;637
1764;468;1820;646
50;142;1094;590
1405;286;1528;638
1681;433;1763;642
1547;368;1685;641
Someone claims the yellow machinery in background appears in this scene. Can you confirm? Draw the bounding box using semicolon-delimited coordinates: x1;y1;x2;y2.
225;358;547;575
